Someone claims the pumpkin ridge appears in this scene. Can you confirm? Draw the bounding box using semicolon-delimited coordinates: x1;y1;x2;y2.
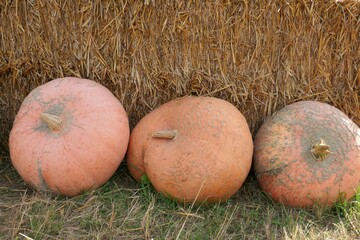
36;159;50;192
255;163;289;178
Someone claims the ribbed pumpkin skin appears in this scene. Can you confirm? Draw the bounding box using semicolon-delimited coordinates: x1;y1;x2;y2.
127;96;253;203
9;77;130;196
254;101;360;208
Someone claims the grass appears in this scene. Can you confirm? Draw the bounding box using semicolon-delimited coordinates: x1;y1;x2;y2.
1;157;359;240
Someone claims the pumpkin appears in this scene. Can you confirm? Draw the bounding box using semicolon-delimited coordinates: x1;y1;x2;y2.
9;77;130;196
127;96;253;203
254;100;360;208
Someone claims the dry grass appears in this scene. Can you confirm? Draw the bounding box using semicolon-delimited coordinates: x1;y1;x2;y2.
1;0;360;239
1;158;360;240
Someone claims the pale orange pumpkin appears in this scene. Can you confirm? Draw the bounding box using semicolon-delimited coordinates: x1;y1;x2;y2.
9;77;130;196
254;101;360;208
127;96;253;203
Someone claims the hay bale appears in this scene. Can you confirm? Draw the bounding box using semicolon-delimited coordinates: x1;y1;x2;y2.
0;0;359;153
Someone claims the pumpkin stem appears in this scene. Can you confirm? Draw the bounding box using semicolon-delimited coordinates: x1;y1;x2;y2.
41;113;63;131
311;139;332;161
152;130;179;140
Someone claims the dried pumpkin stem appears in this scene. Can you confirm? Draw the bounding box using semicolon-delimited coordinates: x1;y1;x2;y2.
41;113;63;131
152;130;179;140
311;139;332;161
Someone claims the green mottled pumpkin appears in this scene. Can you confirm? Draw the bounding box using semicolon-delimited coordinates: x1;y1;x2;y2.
254;101;360;208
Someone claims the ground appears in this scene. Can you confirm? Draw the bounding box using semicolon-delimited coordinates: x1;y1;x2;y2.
1;157;359;240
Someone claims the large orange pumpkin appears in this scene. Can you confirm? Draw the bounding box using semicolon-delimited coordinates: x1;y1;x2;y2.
9;77;130;196
127;96;253;203
254;101;360;208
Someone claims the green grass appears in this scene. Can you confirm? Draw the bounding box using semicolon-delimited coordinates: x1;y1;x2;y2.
1;158;359;240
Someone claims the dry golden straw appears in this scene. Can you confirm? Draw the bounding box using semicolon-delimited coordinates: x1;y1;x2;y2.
0;0;359;153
